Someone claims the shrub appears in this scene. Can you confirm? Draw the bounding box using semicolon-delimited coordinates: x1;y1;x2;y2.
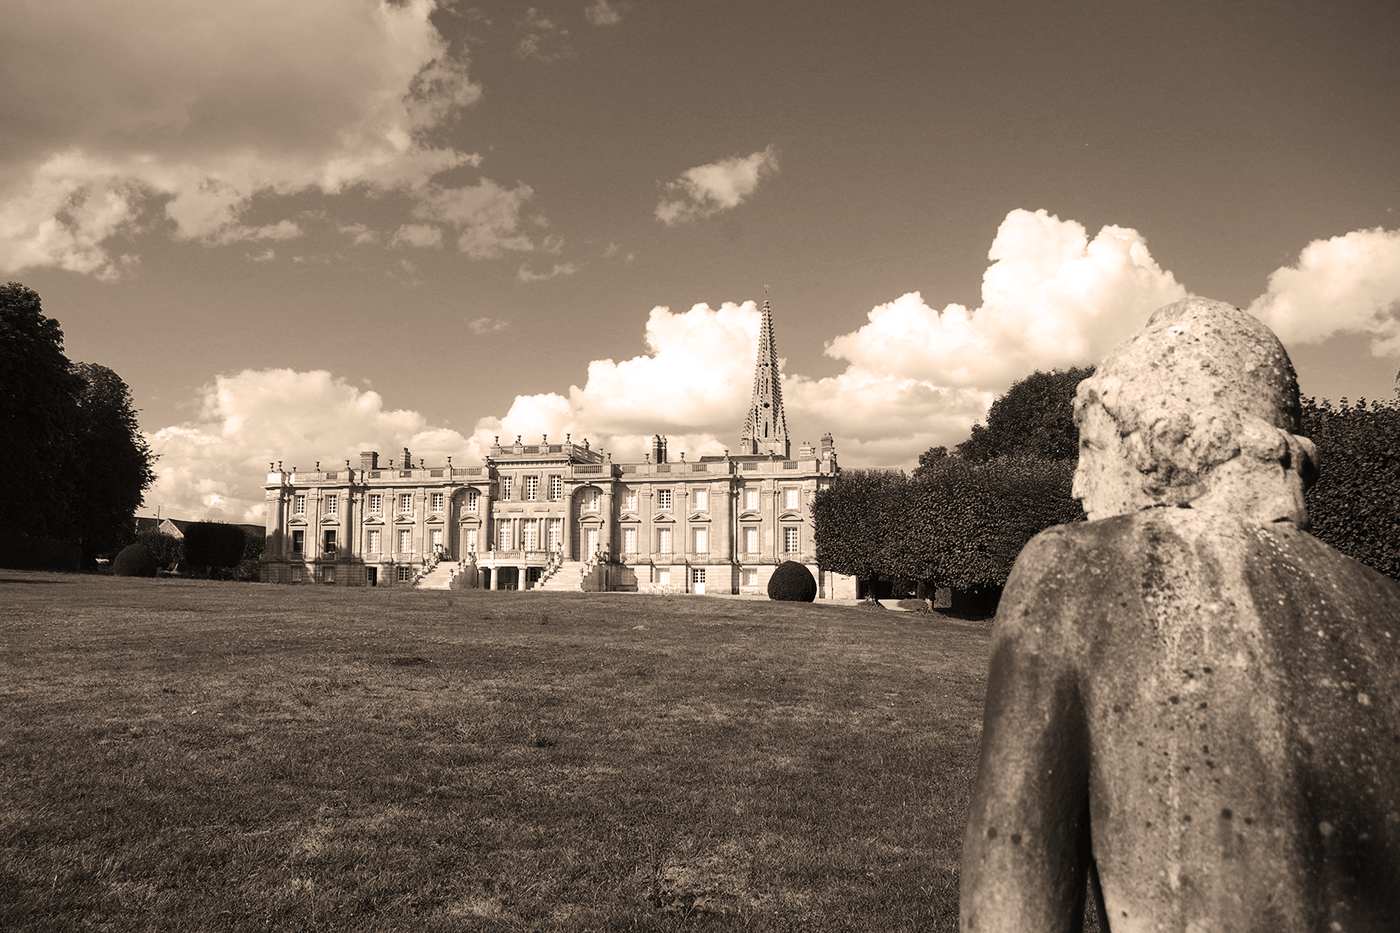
136;531;183;570
768;560;817;602
112;543;159;577
182;522;246;576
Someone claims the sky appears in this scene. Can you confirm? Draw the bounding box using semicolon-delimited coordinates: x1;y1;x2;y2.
3;0;1398;525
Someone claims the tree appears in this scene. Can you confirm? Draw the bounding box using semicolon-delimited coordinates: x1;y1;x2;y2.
69;363;157;568
1300;396;1400;580
182;522;246;577
0;283;80;539
137;531;184;571
911;445;949;479
810;469;906;582
956;366;1094;462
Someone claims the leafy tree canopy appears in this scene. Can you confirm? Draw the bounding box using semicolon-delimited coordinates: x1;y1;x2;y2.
0;283;156;560
956;366;1094;462
0;283;80;538
70;363;157;565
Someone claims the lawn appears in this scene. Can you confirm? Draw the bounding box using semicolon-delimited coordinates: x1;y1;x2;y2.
1;571;995;932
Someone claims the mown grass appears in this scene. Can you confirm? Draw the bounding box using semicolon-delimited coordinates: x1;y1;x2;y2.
1;571;996;932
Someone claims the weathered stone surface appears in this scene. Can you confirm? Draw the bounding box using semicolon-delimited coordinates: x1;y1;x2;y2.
961;298;1400;932
1071;297;1317;525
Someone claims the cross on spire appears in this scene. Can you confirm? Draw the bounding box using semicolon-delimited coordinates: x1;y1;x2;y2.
741;297;790;458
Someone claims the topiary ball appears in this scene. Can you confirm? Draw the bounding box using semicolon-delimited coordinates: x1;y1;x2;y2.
767;560;817;602
112;543;159;577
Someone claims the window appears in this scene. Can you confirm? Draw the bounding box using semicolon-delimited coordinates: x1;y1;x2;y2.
431;492;444;512
323;529;337;555
693;527;708;554
292;529;305;554
431;528;444;551
548;519;562;551
525;476;538;501
693;488;708;510
369;493;383;514
623;489;637;511
465;528;478;552
399;493;412;513
397;566;412;582
744;568;758;587
658;527;673;554
367;529;381;554
744;527;759;554
294;494;306;515
784;527;799;554
549;475;562;500
465;489;479;512
501;476;513;500
324;494;337;516
523;520;538;551
784;488;800;510
657;488;672;510
658;568;671;585
744;488;758;511
692;568;706;584
584;488;600;512
322;566;336;584
499;523;512;550
623;526;637;554
398;528;412;553
292;565;304;583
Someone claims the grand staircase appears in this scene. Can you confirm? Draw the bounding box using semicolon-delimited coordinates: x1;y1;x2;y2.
533;560;587;592
414;562;458;590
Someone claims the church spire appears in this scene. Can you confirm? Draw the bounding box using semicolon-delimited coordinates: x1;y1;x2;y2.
740;296;790;458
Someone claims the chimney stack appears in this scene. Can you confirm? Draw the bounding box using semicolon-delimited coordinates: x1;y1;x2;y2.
360;451;379;471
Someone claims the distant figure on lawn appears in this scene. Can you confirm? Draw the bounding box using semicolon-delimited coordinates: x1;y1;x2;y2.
960;298;1400;932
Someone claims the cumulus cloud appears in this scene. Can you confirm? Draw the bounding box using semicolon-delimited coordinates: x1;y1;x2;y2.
151;209;1400;516
655;147;779;225
0;0;508;278
1248;227;1400;355
825;209;1187;388
146;369;471;523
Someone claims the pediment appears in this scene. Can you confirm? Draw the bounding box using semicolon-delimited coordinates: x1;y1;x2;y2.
688;513;709;523
362;517;384;526
739;513;763;522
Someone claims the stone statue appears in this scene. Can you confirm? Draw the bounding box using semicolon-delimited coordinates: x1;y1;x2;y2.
960;298;1400;932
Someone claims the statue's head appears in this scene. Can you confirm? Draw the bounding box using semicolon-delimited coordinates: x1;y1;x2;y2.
1072;297;1318;525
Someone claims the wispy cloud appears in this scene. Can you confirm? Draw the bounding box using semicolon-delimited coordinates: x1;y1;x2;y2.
413;180;537;258
517;261;579;282
656;146;779;226
516;7;572;61
585;0;623;26
390;223;443;249
468;316;510;335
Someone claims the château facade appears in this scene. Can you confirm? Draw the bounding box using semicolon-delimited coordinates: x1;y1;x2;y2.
260;301;856;597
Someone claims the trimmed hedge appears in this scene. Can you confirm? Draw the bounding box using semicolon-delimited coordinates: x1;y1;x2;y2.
183;522;246;575
112;543;159;577
768;560;817;602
